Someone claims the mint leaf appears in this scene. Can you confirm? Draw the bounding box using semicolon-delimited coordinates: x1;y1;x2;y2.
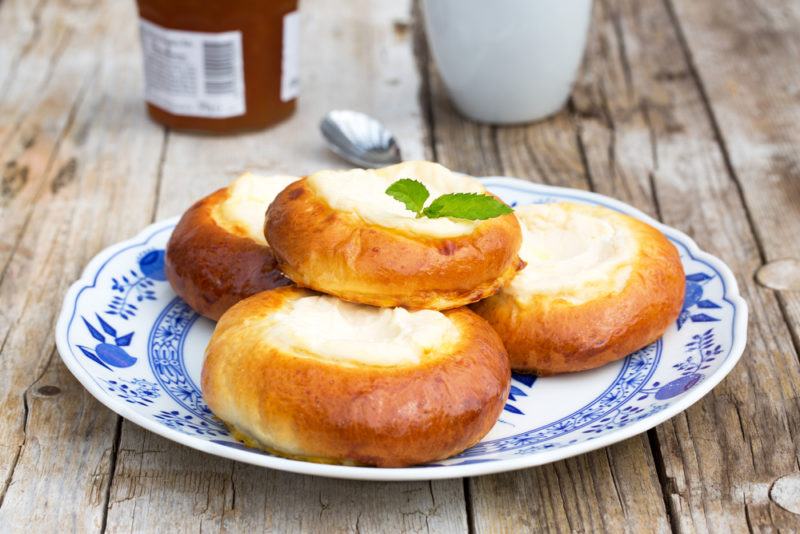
385;179;513;221
385;178;429;216
422;193;513;220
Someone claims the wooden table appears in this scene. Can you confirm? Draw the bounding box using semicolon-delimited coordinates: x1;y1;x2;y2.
2;0;799;531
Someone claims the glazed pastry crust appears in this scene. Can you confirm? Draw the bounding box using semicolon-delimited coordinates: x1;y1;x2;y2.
166;187;291;321
264;178;523;309
201;287;511;467
472;206;685;375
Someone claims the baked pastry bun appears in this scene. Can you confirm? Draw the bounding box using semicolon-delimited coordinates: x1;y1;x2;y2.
202;286;510;467
472;202;685;375
166;173;296;321
265;161;523;309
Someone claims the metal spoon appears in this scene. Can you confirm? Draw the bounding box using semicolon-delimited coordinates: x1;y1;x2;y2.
320;110;402;168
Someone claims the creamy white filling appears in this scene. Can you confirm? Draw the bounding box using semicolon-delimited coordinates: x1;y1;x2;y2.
306;161;487;237
266;295;459;366
211;173;298;245
506;203;637;304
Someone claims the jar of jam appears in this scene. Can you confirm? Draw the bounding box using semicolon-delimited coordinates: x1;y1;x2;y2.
136;0;299;133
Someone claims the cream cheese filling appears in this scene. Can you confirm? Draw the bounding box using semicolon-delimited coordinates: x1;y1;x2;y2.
265;295;460;366
306;161;487;237
506;203;637;304
211;172;298;245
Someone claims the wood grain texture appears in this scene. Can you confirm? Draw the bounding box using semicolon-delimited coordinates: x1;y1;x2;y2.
667;0;800;269
419;6;671;532
0;0;166;530
465;439;670;533
106;430;465;534
1;0;799;531
666;0;800;529
571;0;800;531
102;1;467;532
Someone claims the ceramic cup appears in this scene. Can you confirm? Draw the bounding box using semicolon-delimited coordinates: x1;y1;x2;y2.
421;0;593;124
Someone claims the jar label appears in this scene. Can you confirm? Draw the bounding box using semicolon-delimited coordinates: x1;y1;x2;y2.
139;19;246;118
281;11;300;102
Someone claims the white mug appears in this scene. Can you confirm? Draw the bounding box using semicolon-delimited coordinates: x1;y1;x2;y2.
421;0;593;124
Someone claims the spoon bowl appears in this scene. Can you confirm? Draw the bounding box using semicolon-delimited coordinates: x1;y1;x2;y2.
320;110;402;168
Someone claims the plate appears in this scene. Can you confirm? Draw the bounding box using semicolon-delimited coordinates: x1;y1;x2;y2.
55;177;747;481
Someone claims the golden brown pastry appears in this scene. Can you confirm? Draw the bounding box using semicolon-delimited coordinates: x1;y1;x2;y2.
166;173;296;320
201;286;510;467
472;202;685;375
265;161;523;310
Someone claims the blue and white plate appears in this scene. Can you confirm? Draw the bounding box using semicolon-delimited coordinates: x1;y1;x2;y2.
55;177;747;481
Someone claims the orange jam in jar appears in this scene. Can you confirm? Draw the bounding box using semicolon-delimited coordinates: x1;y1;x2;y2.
136;0;299;133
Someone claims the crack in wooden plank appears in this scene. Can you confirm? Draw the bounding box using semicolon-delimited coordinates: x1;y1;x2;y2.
411;0;437;162
489;126;503;176
0;422;24;512
684;410;715;531
648;429;681;534
228;461;236;512
604;448;626;517
98;416;122;534
640;99;660;169
462;478;475;534
149;128;170;222
571;102;597;192
522;140;550;185
744;500;755;533
603;0;635;97
0;346;55;510
647;171;664;222
552;465;576;532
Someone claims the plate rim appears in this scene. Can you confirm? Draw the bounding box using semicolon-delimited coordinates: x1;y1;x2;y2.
55;177;748;481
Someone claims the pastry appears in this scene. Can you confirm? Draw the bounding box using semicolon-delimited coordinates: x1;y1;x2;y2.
166;172;296;320
201;286;511;467
472;202;685;375
264;161;523;309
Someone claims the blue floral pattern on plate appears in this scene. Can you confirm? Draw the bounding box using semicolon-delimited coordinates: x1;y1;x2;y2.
104;377;160;406
55;177;748;481
105;249;167;319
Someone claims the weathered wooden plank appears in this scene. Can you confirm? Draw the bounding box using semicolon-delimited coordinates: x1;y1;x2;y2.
466;438;670;533
666;0;800;271
666;0;800;529
0;351;118;532
223;468;465;533
0;0;166;530
494;113;590;191
107;429;465;534
0;0;97;332
104;1;467;532
421;10;671;532
571;0;800;530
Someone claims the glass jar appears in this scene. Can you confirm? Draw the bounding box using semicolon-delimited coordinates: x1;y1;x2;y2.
136;0;299;133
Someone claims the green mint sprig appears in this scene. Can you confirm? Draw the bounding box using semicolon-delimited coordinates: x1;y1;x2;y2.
385;178;513;221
